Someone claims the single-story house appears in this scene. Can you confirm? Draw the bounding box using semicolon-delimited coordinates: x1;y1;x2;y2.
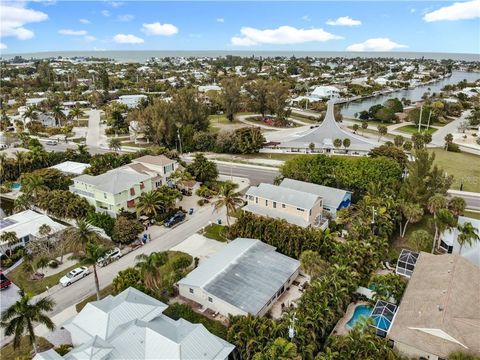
388;252;480;360
117;94;147;109
50;161;91;176
0;210;66;255
34;287;234;360
439;216;479;267
244;183;325;228
178;238;300;317
279;178;352;218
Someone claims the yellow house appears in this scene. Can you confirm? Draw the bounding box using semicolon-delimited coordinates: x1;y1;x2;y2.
244;183;326;228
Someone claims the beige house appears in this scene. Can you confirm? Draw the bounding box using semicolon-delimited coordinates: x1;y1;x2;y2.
244;183;326;228
388;252;480;360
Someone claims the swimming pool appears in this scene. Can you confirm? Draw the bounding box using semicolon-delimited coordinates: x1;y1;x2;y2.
11;182;21;190
346;305;372;328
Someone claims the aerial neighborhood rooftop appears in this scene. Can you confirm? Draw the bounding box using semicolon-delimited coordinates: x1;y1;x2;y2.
0;6;479;358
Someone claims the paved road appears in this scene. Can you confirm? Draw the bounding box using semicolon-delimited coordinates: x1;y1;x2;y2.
85;110;103;148
36;204;226;317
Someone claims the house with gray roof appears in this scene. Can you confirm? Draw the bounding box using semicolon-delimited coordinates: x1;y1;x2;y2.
244;183;325;228
178;238;300;317
34;287;234;360
279;178;352;218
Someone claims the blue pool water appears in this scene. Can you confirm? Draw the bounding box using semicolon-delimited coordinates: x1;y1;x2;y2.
346;305;373;328
11;182;21;190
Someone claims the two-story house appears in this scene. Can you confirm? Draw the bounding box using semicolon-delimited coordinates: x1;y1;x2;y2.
70;168;153;217
244;183;326;228
70;155;178;217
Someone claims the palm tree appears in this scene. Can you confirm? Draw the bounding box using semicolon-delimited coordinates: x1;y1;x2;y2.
333;138;342;150
213;181;244;226
81;241;110;300
0;231;18;258
20;173;47;201
51;105;66;127
68;105;85;127
0;290;55;354
434;209;456;253
342;138;351;152
22;106;38;126
400;202;424;238
136;191;164;220
134;252;169;290
253;337;300;360
427;194;447;250
108;137;122;152
457;222;480;254
408;230;432;252
65;219;99;253
448;197;466;217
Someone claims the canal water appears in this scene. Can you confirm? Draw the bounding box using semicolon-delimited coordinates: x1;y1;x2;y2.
340;71;480;118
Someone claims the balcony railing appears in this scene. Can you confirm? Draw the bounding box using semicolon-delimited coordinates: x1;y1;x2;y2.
69;186;94;198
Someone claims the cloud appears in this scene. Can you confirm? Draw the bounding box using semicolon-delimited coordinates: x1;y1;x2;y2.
113;33;144;44
141;22;178;36
216;18;224;23
326;16;361;26
231;25;342;46
84;35;96;42
108;1;124;8
117;14;134;22
80;18;91;24
346;38;407;51
302;15;311;22
410;8;416;13
101;10;110;17
58;29;88;36
0;2;48;40
423;0;480;22
0;42;6;49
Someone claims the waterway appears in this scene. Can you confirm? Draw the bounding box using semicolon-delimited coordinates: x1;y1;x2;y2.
340;71;480;118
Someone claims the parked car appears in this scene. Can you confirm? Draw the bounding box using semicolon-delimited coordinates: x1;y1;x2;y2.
164;211;186;227
59;266;90;287
0;272;11;290
97;247;122;267
46;140;58;146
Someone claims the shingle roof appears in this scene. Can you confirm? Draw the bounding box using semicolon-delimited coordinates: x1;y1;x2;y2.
178;238;300;315
74;168;151;194
388;253;480;358
279;178;351;210
246;183;320;209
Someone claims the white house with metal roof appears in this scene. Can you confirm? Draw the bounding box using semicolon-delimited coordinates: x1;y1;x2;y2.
178;238;300;317
0;210;66;255
34;287;234;360
50;161;91;175
244;183;325;228
279;178;352;218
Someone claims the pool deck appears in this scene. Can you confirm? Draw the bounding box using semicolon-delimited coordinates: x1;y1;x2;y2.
332;300;370;336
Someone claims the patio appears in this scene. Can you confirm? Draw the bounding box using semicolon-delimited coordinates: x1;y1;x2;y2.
169;295;230;326
269;273;310;319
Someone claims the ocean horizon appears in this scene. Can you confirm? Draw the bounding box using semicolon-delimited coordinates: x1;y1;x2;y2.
1;50;479;63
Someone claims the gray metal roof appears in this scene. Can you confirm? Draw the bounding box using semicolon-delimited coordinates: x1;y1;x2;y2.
178;238;300;315
74;168;151;194
246;183;320;209
279;100;378;151
279;178;351;210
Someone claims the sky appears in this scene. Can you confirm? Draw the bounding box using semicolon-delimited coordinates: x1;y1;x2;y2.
1;0;479;54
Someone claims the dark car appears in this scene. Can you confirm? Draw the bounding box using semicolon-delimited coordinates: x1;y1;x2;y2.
0;272;12;290
164;211;186;227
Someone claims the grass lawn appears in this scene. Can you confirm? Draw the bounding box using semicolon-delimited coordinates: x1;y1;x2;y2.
0;336;52;360
428;148;480;192
76;284;114;312
209;114;233;125
464;211;480;220
121;141;153;148
347;126;396;140
72;137;86;143
8;263;79;295
397;124;437;135
200;224;228;242
392;215;435;254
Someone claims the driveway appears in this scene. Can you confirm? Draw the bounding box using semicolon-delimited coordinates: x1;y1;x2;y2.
85;110;104;148
170;234;226;263
31;204;227;317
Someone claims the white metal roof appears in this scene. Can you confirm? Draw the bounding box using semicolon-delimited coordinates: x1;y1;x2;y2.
246;183;320;210
74;168;151;194
50;161;91;175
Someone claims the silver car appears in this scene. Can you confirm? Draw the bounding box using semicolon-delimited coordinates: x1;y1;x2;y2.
97;247;122;267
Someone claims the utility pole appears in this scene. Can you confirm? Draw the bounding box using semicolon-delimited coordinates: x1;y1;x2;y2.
418;105;423;132
177;128;182;154
426;109;432;131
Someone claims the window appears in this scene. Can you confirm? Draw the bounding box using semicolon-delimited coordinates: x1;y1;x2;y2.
309;209;312;215
265;200;268;206
208;296;213;303
282;204;286;208
273;202;277;209
130;188;135;196
255;197;258;204
140;182;145;190
155;181;162;188
104;192;107;199
297;208;305;212
189;288;194;294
